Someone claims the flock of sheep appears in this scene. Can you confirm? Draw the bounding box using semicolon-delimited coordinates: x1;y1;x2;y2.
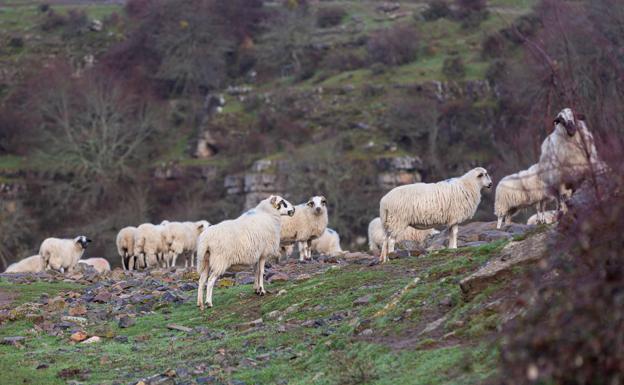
3;108;604;311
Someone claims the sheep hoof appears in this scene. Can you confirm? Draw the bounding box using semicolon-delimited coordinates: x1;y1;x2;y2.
255;288;266;296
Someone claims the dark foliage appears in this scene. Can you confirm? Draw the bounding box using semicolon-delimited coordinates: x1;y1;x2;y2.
454;0;489;28
40;10;67;31
367;25;419;66
442;56;466;79
316;6;347;28
481;33;506;59
422;0;452;21
322;49;366;72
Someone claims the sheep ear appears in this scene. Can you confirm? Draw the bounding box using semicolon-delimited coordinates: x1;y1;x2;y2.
269;196;278;208
553;117;562;125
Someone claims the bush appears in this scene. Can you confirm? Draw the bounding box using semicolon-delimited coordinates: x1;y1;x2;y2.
422;0;452;21
316;6;347;28
454;0;489;28
38;3;50;13
40;10;67;31
322;49;366;72
442;56;466;79
481;33;506;58
367;25;419;66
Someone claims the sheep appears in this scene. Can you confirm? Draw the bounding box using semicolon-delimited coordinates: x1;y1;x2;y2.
379;167;492;262
527;210;558;226
494;164;553;229
538;108;604;213
5;255;44;273
39;236;91;273
116;226;137;270
133;223;166;269
162;220;210;267
310;228;343;256
280;196;329;262
196;195;295;310
78;258;111;273
368;217;437;253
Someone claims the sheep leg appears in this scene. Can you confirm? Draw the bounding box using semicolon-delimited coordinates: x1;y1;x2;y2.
380;236;389;263
448;224;459;249
121;253;127;270
205;271;219;308
388;237;396;253
197;269;208;310
255;257;266;296
298;242;306;262
172;252;178;268
306;240;312;260
496;216;504;230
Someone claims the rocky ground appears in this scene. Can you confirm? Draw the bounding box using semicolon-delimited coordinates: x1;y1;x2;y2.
0;221;551;385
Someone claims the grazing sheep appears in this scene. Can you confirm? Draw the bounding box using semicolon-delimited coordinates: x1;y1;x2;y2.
5;255;44;273
116;226;137;270
527;210;558;225
310;228;343;256
494;164;553;229
538;108;604;213
40;236;91;273
280;196;329;261
368;217;437;253
162;220;210;267
196;196;295;310
78;258;111;273
133;224;166;269
379;167;492;262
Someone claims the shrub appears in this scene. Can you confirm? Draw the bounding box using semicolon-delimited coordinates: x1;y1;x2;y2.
40;10;67;31
481;33;506;58
422;0;452;21
322;49;366;72
455;0;489;28
367;25;419;66
38;3;50;13
316;6;347;28
442;56;466;79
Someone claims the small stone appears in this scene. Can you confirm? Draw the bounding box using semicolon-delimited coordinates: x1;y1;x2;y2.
359;328;373;336
114;335;128;343
235;318;263;331
179;283;197;291
268;272;289;283
166;324;193;333
353;295;373;306
81;336;101;344
118;315;135;328
163;369;176;377
70;331;88;342
92;291;112;303
266;310;281;319
196;376;217;384
295;274;311;281
61;316;88;325
276;289;287;296
68;305;88;316
2;336;25;346
45;297;66;312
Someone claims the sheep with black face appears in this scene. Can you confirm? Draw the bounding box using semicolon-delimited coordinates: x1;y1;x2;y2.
39;235;92;273
379;167;492;262
280;196;329;261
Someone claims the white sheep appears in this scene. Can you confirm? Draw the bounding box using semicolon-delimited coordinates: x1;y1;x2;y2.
162;220;210;267
310;228;343;256
527;210;558;225
196;195;295;310
133;223;166;269
538;108;604;213
39;236;91;273
494;164;553;229
116;226;137;270
78;258;111;273
379;167;492;262
368;217;437;253
280;196;329;261
4;255;44;273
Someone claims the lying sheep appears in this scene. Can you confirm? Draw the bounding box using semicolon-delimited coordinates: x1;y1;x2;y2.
527;210;558;225
133;223;166;269
538;108;604;213
280;196;329;261
196;196;295;310
40;236;91;273
5;255;44;273
494;164;553;229
162;220;210;267
78;258;111;273
379;167;492;262
368;217;437;254
310;228;343;257
116;226;137;270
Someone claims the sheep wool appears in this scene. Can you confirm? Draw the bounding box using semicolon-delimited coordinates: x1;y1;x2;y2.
133;223;166;269
196;196;295;310
379;167;492;262
494;164;552;229
116;226;137;270
78;258;111;273
311;228;343;256
368;217;437;253
280;196;329;261
39;236;91;273
5;255;44;273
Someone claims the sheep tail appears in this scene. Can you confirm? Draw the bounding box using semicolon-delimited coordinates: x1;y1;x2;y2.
380;206;390;235
196;241;209;275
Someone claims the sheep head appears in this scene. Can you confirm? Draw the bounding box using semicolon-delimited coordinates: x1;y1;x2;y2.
269;195;295;216
306;196;328;216
554;108;585;137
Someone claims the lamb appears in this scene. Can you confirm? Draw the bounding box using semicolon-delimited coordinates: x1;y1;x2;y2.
280;196;329;261
162;220;210;267
538;108;604;213
310;228;343;256
133;223;166;269
368;217;437;253
196;195;294;310
78;258;111;273
494;164;553;229
4;255;45;273
39;236;91;273
116;226;137;270
379;167;492;262
527;210;558;226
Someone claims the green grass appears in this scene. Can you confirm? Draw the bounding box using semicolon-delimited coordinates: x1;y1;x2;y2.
0;155;23;171
0;239;513;384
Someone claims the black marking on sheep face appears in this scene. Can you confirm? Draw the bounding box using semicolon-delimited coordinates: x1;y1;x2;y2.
76;236;92;249
475;169;493;188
